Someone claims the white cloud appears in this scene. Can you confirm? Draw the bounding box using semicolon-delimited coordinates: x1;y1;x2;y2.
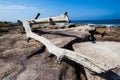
1;1;13;4
0;4;37;11
0;4;40;22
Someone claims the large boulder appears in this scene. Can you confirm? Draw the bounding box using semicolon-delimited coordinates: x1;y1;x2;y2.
0;33;85;80
73;41;120;80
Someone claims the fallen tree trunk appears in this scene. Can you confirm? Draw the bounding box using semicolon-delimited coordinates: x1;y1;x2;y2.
22;20;110;73
29;12;69;24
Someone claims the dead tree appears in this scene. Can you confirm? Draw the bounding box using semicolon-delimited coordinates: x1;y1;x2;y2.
21;12;113;73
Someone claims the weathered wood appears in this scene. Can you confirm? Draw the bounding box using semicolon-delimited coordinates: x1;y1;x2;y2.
85;69;105;80
22;20;110;73
34;13;40;20
30;12;69;24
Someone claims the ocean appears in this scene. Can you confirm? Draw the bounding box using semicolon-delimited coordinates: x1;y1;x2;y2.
71;19;120;26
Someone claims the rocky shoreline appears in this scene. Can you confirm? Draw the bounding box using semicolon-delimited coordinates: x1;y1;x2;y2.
0;23;120;80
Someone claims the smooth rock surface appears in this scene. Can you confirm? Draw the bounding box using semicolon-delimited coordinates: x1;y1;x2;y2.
73;41;120;70
73;41;120;79
0;33;85;80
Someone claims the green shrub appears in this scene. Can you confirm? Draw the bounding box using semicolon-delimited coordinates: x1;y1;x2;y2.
0;21;14;27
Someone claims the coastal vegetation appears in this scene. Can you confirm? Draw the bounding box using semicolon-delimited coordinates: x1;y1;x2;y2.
0;21;15;27
0;21;20;32
0;21;18;36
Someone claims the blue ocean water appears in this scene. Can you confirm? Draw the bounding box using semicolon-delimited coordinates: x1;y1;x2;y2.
71;19;120;26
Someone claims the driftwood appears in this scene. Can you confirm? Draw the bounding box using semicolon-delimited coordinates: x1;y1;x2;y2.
29;12;69;24
21;13;113;73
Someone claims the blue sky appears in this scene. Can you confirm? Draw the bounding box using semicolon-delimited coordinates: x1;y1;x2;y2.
0;0;120;22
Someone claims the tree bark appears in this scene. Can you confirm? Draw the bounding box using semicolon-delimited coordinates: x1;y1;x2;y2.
22;20;108;73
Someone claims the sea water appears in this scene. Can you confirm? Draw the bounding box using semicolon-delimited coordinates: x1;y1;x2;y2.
71;19;120;26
